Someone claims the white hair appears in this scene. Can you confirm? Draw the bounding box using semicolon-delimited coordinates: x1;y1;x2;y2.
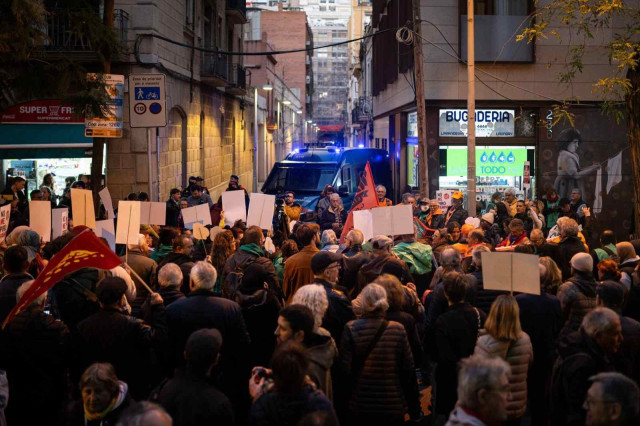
157;263;183;288
330;193;341;201
457;355;511;411
190;261;217;291
127;234;147;252
292;284;329;330
440;247;462;269
358;283;389;315
582;307;619;337
471;245;490;267
16;280;47;307
376;185;386;192
504;188;516;196
321;230;338;247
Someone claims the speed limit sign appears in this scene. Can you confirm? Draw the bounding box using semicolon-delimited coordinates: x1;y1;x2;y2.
134;103;147;114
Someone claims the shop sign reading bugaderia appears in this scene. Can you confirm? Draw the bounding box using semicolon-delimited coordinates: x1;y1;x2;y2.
439;109;515;137
447;148;527;176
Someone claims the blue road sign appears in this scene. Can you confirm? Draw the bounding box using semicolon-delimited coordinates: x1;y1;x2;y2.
135;87;161;100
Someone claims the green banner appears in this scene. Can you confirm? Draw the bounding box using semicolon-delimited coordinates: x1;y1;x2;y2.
447;148;527;176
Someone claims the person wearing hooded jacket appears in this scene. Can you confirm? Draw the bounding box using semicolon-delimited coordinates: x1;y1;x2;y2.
557;252;597;338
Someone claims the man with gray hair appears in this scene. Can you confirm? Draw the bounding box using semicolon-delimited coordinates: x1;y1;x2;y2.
157;263;185;307
376;185;392;206
584;372;640;426
445;354;511;426
555;217;588;280
551;307;622;426
165;261;250;407
504;187;517;216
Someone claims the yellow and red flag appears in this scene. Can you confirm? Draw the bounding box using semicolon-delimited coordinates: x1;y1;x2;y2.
2;229;122;328
340;161;378;243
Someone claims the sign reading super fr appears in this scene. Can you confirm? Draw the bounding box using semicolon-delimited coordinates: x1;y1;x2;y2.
128;74;167;128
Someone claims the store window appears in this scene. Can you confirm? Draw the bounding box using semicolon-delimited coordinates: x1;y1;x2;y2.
3;158;93;198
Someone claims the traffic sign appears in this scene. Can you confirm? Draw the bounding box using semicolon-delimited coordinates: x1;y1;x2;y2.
85;73;124;138
128;74;167;128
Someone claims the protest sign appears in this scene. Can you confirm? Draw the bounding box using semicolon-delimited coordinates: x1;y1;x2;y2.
70;188;95;228
95;219;116;251
115;201;141;245
247;193;275;230
140;202;166;225
0;205;10;242
221;191;247;225
353;210;373;242
99;187;115;219
370;204;414;237
52;208;68;239
209;226;224;241
340;162;378;242
481;252;540;295
192;223;210;240
29;201;52;242
182;204;212;229
436;190;454;209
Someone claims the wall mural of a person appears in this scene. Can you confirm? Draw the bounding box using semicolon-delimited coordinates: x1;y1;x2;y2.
553;128;599;200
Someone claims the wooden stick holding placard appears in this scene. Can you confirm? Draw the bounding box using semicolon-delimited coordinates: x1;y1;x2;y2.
122;263;154;294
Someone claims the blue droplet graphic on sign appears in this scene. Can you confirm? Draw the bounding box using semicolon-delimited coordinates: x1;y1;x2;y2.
480;152;488;163
507;152;515;163
149;103;162;114
498;152;506;163
489;152;497;163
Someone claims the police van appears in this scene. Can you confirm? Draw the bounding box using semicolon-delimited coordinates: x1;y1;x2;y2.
261;147;392;212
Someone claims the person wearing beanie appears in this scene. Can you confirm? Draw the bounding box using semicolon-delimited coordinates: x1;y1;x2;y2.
234;262;282;367
152;329;234;426
596;281;640;384
557;252;598;338
76;277;167;399
480;212;503;247
309;251;354;344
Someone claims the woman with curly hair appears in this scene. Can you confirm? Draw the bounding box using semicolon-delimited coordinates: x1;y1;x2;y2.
211;230;236;294
597;258;622;282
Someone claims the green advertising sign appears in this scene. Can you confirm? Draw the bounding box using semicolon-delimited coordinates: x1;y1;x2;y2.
447;148;528;176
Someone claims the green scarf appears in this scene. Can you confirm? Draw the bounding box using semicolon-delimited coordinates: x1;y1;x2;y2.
240;243;265;257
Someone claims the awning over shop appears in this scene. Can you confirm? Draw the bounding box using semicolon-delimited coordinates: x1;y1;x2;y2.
0;124;92;159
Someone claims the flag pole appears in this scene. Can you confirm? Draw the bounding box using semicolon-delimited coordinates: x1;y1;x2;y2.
123;263;154;294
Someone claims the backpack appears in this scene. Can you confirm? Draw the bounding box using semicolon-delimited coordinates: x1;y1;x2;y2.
601;246;621;264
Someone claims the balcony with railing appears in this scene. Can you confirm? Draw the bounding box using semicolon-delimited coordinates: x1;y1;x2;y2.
226;0;247;25
39;8;128;60
201;52;229;87
226;64;247;95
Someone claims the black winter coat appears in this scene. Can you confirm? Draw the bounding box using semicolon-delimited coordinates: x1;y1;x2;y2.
165;199;181;228
516;291;562;368
339;316;420;418
165;289;251;403
554;236;588;280
444;206;468;227
615;315;640;385
235;288;282;367
314;278;354;345
468;269;507;315
0;306;70;424
249;385;337;426
152;368;234;426
341;248;374;293
550;329;615;426
0;272;32;324
319;207;348;232
157;286;185;307
432;303;485;415
76;305;167;399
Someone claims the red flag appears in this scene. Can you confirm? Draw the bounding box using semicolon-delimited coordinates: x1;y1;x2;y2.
2;229;123;328
340;162;379;243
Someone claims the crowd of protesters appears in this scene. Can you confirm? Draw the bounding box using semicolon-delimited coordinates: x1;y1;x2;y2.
1;173;640;426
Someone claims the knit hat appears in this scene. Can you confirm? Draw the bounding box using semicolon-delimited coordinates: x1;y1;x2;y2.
481;212;494;224
96;277;128;305
570;252;593;273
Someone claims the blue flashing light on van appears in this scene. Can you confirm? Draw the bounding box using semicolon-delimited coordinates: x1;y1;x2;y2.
261;147;392;212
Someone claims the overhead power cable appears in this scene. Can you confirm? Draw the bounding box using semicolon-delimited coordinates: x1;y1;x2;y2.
140;27;399;56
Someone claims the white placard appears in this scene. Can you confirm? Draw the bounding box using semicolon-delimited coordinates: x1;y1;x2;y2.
0;204;11;242
139;202;165;225
221;191;247;226
209;226;224;241
182;204;212;229
370;204;414;237
29;201;52;242
52;208;68;239
247;193;275;230
353;210;373;242
99;187;115;219
115;201;141;245
481;252;540;295
70;188;95;228
436;190;454;209
95;219;116;251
